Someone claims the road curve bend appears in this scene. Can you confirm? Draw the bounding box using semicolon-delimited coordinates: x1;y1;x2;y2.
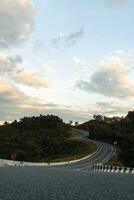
66;129;114;169
0;129;113;169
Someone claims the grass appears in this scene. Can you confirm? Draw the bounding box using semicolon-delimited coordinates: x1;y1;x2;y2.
106;155;125;167
66;129;79;138
40;129;97;163
50;140;96;163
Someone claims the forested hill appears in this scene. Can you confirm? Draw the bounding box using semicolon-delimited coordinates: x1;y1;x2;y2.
77;111;134;167
0;115;72;162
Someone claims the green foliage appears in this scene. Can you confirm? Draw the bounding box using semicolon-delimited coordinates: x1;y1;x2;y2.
16;149;26;161
0;115;71;162
77;111;134;167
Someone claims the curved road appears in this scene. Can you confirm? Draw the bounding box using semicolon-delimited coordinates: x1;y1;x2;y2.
64;129;113;169
0;129;134;200
0;129;113;168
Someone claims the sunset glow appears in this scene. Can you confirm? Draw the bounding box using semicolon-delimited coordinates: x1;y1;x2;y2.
0;0;134;123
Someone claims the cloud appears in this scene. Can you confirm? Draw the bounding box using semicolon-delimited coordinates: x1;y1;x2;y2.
0;79;89;123
0;76;132;122
12;69;48;88
0;79;38;105
32;28;84;54
106;0;128;7
73;57;87;66
0;0;35;48
96;101;132;116
51;27;84;48
66;27;84;45
0;54;49;88
0;78;56;120
0;54;22;74
0;53;58;122
76;53;134;98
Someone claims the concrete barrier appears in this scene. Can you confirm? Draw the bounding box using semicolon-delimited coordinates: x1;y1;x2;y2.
0;146;99;167
93;164;134;174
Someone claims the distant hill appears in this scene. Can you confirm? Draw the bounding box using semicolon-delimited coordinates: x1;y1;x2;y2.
77;111;134;167
0;114;95;163
0;115;71;162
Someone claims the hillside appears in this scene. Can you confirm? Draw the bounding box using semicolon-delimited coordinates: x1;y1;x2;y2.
0;115;95;162
77;111;134;167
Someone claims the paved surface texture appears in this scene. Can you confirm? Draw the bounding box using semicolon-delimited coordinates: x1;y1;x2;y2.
64;130;113;169
0;167;134;200
0;130;130;200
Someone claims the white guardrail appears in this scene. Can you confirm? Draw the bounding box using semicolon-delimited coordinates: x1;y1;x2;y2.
0;146;99;167
93;164;134;174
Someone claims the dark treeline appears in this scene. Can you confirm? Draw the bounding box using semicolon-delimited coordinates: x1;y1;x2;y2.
77;111;134;167
0;115;73;162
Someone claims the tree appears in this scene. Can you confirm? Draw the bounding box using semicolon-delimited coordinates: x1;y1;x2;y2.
93;115;103;121
69;121;73;125
75;121;79;127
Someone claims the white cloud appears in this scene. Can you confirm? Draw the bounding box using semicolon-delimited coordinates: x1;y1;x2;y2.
0;78;89;122
0;0;35;48
51;27;84;48
0;78;37;105
96;101;133;116
0;54;49;88
0;54;22;74
73;57;87;66
76;52;134;98
12;69;48;88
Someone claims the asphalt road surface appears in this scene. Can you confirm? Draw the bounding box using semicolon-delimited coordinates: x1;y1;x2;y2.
0;129;133;200
66;129;113;169
0;167;134;200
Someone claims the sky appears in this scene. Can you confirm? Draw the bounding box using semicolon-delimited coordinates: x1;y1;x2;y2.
0;0;134;123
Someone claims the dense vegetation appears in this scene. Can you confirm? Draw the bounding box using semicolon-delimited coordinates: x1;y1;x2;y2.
77;111;134;167
0;115;71;162
0;115;95;162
